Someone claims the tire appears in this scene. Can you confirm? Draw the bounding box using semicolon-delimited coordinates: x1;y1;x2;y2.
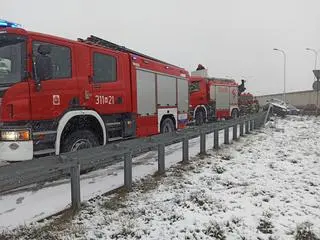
195;109;205;125
61;129;100;153
160;118;175;133
231;109;238;119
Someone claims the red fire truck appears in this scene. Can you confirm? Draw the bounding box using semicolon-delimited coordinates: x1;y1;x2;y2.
0;20;189;161
188;68;239;125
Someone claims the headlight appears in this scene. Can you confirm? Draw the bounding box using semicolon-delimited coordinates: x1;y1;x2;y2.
0;130;31;141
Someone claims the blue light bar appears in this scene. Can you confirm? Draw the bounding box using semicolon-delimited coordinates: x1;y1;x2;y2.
0;19;22;28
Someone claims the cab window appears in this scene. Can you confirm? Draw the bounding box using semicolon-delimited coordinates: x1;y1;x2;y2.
93;52;117;83
32;41;71;80
189;81;200;92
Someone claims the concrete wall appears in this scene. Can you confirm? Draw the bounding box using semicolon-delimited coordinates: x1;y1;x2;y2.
256;90;319;108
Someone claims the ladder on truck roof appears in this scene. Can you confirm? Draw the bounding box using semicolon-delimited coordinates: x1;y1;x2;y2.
208;77;236;83
78;35;179;68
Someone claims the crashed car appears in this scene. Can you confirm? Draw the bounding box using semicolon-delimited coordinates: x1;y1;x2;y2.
263;99;288;117
264;99;301;116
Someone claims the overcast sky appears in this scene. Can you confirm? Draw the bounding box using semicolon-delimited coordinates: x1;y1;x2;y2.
2;0;320;95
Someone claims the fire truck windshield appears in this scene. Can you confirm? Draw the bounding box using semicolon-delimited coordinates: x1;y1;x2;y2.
0;34;26;86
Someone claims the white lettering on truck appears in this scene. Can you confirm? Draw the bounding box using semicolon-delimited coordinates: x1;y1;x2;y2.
95;95;115;105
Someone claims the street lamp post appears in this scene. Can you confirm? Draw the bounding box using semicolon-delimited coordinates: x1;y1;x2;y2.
273;48;287;104
306;48;319;114
306;48;318;72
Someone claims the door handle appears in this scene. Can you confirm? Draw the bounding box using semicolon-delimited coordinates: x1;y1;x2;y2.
93;84;101;89
116;97;123;104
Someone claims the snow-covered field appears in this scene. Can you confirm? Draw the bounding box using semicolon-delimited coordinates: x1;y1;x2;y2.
0;127;231;230
2;116;320;239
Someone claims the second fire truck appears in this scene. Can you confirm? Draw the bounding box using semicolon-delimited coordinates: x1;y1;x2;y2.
188;67;240;125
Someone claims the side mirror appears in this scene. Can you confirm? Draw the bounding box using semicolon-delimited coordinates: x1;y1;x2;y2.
33;44;53;91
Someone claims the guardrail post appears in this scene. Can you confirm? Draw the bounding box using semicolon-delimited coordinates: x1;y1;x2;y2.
245;121;250;134
70;164;81;211
158;144;165;175
233;124;238;140
124;151;132;191
200;131;206;155
214;129;219;150
182;137;189;164
240;122;244;136
224;127;230;144
250;120;255;131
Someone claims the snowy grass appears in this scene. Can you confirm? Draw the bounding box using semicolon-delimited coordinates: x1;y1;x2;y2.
2;115;320;239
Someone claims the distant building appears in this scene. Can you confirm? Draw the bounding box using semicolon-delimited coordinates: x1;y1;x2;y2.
256;90;318;109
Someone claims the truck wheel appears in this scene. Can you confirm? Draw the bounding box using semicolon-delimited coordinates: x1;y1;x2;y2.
160;118;175;133
61;129;99;153
195;110;205;125
231;109;238;119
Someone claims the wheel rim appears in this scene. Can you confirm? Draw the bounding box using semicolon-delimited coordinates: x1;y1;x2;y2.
70;139;92;152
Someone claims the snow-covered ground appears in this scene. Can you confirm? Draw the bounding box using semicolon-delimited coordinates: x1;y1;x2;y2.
0;126;233;231
2;116;320;239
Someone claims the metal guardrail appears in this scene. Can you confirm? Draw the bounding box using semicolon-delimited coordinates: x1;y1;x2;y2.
0;111;267;211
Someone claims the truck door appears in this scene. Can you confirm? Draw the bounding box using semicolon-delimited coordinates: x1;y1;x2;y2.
29;38;78;121
90;49;129;116
189;80;206;106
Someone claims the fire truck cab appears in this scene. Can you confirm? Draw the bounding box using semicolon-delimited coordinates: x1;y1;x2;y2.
189;68;239;125
0;20;189;161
